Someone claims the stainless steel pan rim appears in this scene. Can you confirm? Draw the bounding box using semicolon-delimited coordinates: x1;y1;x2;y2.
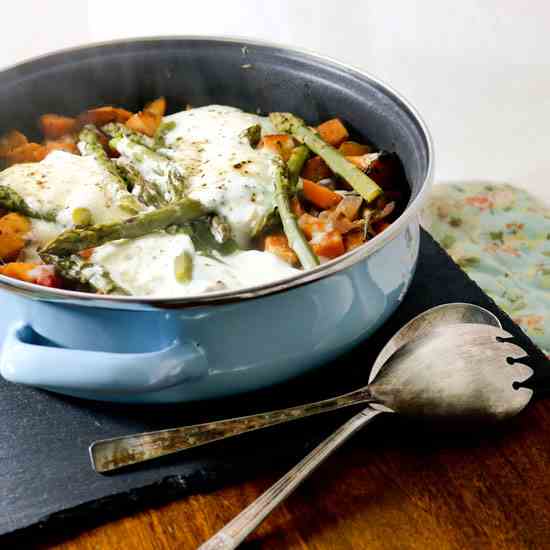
0;35;434;309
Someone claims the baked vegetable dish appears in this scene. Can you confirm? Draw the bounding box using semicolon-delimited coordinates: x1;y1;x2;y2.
0;99;409;296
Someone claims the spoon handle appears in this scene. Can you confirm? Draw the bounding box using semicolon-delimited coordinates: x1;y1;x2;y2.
89;388;375;473
199;407;385;550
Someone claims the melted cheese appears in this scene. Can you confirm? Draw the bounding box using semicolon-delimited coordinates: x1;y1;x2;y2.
0;151;134;226
22;219;65;262
161;105;278;247
91;232;299;297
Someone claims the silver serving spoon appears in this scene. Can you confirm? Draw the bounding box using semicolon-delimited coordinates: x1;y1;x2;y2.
90;303;505;473
198;321;533;550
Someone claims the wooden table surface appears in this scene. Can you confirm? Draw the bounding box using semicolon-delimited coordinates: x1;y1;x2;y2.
31;394;550;550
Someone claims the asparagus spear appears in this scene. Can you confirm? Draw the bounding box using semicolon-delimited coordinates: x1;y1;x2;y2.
240;124;262;148
41;198;207;256
42;253;128;295
77;126;143;214
286;145;309;187
116;156;166;208
109;136;186;203
270;113;382;203
0;185;57;221
273;161;319;269
102;122;155;149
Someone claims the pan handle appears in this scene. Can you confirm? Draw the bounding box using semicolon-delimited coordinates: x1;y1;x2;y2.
0;322;207;394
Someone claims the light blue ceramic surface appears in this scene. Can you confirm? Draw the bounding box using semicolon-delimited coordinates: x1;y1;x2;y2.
0;222;419;403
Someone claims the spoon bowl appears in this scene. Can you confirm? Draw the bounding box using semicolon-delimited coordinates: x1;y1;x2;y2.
370;323;533;420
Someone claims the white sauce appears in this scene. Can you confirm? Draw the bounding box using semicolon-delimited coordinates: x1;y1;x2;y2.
91;232;299;297
22;219;65;262
162;105;278;247
0;151;134;226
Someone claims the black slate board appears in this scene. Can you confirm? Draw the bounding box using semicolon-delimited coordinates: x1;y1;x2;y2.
1;230;548;544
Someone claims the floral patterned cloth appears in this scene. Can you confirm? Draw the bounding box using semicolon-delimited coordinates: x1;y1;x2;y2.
422;182;550;356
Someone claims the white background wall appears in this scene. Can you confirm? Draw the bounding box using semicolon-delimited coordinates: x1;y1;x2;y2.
2;1;549;203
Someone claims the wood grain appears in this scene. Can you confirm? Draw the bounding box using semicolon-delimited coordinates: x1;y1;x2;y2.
36;398;550;549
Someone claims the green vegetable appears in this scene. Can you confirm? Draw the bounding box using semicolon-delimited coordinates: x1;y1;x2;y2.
270;112;382;203
42;253;128;295
273;161;319;269
41;198;207;256
109;136;186;203
0;185;57;221
187;218;239;258
286;145;309;187
102;122;155;149
72;207;92;226
77;126;143;214
174;251;193;283
116;157;166;208
240;124;262;148
153;121;177;149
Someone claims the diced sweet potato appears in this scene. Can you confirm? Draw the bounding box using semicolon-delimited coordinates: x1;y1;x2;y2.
0;262;62;287
45;140;79;155
301;156;332;182
113;108;133;123
39;114;76;139
264;234;299;266
4;143;48;165
0;262;36;281
344;231;365;251
0;232;25;261
144;97;166;117
346;153;379;171
302;179;342;210
261;134;295;161
338;141;371;156
316;118;349;147
0;212;31;235
77;106;133;128
0;130;28;157
125;110;162;137
298;213;326;240
311;230;345;259
0;213;31;261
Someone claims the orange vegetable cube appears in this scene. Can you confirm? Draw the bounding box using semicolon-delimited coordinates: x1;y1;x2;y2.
0;262;36;281
45;140;79;155
261;134;295;161
39;114;76;140
0;130;28;157
338;141;371;156
5;143;48;165
301;156;332;182
264;234;299;266
0;232;25;261
145;97;166;117
298;213;326;240
0;213;31;261
125;110;162;137
311;230;345;259
316;118;349;147
302;179;342;210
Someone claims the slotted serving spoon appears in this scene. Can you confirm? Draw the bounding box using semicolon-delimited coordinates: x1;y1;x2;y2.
197;321;533;549
90;303;515;472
